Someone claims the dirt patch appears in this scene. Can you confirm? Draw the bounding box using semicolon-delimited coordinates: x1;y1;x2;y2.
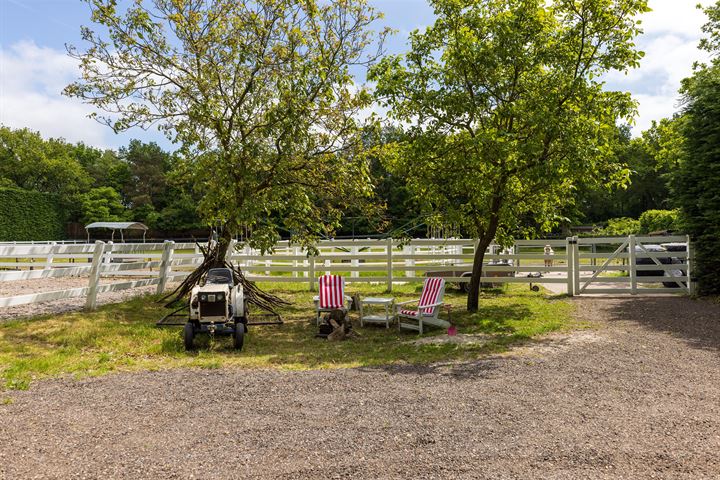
1;295;719;479
510;330;608;357
411;333;493;346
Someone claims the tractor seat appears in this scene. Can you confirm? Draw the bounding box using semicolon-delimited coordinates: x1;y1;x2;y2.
206;268;234;285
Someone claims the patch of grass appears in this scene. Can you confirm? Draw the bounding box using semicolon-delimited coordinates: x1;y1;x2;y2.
0;282;574;389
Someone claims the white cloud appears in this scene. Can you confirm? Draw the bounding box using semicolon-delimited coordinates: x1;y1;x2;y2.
0;41;169;149
609;0;715;135
0;41;109;145
639;0;713;37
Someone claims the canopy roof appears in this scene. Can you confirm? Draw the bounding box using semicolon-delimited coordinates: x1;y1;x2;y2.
85;222;148;231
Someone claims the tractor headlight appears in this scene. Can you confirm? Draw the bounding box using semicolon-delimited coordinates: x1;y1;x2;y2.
200;294;207;302
217;292;225;302
208;294;216;302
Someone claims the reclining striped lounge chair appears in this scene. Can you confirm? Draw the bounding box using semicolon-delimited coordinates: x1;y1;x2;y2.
396;277;449;334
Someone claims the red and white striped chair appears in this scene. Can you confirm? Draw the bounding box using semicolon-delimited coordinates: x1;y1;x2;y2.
395;277;449;334
313;274;352;325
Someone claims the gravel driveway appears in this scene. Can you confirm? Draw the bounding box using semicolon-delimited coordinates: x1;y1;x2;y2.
1;296;719;479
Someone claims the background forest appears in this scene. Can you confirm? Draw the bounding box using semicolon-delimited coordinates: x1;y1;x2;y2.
0;119;684;241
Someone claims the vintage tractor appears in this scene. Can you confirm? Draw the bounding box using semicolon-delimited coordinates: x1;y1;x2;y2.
185;267;248;351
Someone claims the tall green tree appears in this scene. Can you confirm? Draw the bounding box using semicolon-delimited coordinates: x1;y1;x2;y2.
369;0;648;310
674;2;720;295
65;0;386;259
574;118;685;223
118;140;173;226
0;127;92;201
78;186;126;224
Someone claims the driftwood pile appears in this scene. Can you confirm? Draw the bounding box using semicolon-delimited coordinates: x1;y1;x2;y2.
161;241;289;314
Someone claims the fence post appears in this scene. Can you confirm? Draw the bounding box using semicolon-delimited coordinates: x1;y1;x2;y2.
387;238;394;292
308;250;316;291
566;237;574;296
629;234;637;295
156;240;175;294
404;245;414;278
686;234;694;295
292;247;299;278
573;236;580;295
85;241;106;311
351;246;359;278
104;241;113;265
45;241;57;270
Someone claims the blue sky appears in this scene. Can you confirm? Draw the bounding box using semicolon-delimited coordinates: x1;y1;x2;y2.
0;0;713;150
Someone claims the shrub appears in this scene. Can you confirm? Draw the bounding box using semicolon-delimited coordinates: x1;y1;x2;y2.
638;209;680;234
597;217;640;236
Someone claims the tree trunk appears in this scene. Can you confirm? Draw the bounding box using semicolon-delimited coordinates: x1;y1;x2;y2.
467;235;494;312
213;229;233;268
467;190;504;312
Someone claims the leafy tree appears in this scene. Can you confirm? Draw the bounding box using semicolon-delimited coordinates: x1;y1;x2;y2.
120;140;171;212
674;2;720;294
65;0;386;261
156;191;204;232
73;143;132;193
78;186;126;224
0;127;92;201
369;0;648;310
572;118;686;224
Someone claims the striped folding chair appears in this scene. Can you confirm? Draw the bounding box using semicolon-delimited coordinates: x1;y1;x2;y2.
313;274;352;325
396;277;449;334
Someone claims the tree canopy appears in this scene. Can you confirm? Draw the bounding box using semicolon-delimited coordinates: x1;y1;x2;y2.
369;0;649;309
673;1;720;295
65;0;387;253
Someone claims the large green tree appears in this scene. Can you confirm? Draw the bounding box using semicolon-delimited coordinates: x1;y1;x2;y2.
0;126;92;201
65;0;386;259
369;0;648;310
673;2;720;295
574;118;684;223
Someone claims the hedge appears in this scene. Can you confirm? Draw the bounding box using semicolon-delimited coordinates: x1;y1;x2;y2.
0;188;65;241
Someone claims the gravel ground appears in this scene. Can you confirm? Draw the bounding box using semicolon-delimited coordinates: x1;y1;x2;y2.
1;296;719;479
0;277;177;320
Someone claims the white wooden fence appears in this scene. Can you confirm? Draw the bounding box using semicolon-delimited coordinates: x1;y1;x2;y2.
0;235;692;310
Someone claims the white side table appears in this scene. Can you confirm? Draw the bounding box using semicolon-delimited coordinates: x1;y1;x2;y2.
358;297;395;328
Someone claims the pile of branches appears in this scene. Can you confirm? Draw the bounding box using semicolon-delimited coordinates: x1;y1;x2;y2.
161;241;289;314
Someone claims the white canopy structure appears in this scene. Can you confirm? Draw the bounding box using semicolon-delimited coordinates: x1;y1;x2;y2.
85;222;148;243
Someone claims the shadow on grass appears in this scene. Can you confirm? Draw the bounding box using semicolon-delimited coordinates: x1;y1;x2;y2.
0;285;572;389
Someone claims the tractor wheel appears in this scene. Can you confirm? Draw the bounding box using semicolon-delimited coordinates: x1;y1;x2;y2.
183;322;195;351
233;323;245;351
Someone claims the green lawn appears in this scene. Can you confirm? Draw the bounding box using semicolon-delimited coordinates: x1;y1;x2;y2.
0;282;576;390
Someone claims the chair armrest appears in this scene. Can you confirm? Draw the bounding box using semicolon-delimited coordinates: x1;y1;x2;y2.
420;301;444;309
394;299;417;306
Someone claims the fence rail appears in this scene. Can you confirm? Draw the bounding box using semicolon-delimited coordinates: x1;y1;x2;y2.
0;235;693;310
